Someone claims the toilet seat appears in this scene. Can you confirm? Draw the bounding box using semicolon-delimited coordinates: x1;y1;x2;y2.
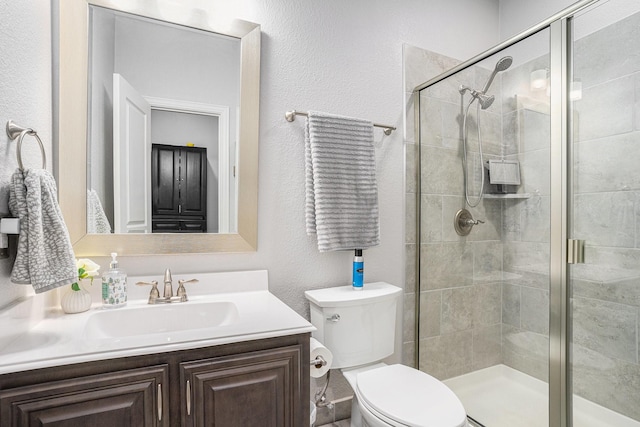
355;364;468;427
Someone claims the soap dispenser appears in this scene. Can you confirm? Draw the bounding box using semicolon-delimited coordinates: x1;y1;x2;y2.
102;252;127;308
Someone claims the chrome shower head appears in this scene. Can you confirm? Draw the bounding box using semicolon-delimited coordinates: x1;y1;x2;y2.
477;93;495;110
481;56;513;94
460;85;495;110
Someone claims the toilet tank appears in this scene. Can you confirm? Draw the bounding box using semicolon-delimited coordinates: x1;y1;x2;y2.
304;282;402;369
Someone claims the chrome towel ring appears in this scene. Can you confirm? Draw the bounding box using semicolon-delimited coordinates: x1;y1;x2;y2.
6;120;46;171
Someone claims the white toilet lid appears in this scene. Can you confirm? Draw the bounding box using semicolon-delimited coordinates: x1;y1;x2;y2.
356;364;467;427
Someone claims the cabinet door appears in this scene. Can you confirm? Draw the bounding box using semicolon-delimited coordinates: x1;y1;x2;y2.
180;346;303;427
0;365;169;427
152;144;180;216
180;147;207;218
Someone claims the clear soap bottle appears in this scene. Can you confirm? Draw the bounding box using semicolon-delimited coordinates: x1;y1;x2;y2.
102;252;127;308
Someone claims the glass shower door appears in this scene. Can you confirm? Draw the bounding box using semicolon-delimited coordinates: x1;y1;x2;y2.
569;1;640;426
416;29;553;427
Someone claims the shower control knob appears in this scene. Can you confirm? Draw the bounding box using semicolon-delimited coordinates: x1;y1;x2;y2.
454;209;484;236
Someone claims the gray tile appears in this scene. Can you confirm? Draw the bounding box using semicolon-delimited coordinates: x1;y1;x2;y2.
500;52;550;114
521;286;549;335
465;199;501;242
573;12;640;89
574;133;640;194
419;95;443;147
421;195;442;242
586;246;640;271
440;100;462;142
572;277;640;308
572;296;637;364
574;75;634;142
402;341;416;368
473;324;502;369
472;241;503;284
403;44;460;93
520;195;550;243
441;287;475;333
405;91;417;144
572;342;640;422
420;146;463;196
521;148;550;196
419;290;441;338
502;198;521;242
421;242;473;290
502;283;521;327
520;109;550;153
403;293;415;344
503;241;550;290
574;192;635;247
405;142;417;193
405;244;416;295
473;282;502;326
406;194;416;244
502;325;549;381
502;110;519;156
419;330;473;380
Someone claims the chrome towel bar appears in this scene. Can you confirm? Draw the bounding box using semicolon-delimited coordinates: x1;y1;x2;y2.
285;110;396;135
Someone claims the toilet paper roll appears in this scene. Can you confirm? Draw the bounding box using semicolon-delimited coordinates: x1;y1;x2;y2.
310;337;333;378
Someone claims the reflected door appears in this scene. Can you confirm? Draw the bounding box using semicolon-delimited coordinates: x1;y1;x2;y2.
113;73;152;233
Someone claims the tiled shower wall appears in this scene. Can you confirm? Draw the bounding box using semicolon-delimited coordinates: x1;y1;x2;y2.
403;45;505;378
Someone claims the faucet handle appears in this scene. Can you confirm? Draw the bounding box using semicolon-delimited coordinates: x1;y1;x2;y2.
176;279;198;302
136;280;160;304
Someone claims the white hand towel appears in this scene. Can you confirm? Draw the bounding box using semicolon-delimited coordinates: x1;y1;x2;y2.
305;111;380;252
9;169;77;293
87;189;112;234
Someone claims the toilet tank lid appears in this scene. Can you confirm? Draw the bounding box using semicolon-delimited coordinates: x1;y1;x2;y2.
304;282;402;308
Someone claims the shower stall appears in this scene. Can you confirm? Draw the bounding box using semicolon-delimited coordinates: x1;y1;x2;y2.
407;0;640;426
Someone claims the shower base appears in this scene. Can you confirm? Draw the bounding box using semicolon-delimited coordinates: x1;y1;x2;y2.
443;364;639;427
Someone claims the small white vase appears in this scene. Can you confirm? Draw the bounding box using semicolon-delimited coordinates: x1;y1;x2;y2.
61;284;92;314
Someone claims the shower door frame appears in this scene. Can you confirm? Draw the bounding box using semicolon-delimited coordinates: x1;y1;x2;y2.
413;1;597;426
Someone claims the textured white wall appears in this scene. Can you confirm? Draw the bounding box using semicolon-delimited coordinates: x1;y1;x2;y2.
0;0;499;333
0;0;52;306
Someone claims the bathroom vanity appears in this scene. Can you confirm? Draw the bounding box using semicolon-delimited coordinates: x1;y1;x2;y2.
0;271;313;426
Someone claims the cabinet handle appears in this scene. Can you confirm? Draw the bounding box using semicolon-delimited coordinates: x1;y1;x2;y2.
186;379;191;415
157;383;163;421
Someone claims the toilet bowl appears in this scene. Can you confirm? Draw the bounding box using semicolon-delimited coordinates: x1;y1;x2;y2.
305;283;468;427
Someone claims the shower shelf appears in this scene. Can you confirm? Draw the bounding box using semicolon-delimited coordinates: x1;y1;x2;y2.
484;193;532;199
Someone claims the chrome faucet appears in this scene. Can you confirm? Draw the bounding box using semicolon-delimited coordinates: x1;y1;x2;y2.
136;269;199;304
163;269;174;299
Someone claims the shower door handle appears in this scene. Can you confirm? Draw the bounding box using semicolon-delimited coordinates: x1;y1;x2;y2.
567;239;585;264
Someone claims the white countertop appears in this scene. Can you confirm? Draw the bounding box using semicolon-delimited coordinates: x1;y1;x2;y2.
0;270;314;375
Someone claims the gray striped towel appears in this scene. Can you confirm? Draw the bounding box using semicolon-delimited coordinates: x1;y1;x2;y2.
9;169;77;293
305;111;380;252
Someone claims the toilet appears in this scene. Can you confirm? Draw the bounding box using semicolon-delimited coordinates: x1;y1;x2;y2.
305;282;468;427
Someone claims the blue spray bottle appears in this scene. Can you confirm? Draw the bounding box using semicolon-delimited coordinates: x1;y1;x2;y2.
352;249;364;290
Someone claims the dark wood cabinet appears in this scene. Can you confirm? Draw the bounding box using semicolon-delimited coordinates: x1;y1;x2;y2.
152;144;207;233
0;365;169;427
0;335;310;427
181;346;302;427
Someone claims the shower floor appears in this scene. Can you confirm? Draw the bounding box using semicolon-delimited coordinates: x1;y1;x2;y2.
443;364;640;427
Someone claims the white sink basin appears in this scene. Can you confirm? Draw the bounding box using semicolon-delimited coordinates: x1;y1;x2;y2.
0;270;315;375
83;300;239;339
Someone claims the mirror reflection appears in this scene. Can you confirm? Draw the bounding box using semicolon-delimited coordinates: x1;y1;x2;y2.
87;6;240;235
